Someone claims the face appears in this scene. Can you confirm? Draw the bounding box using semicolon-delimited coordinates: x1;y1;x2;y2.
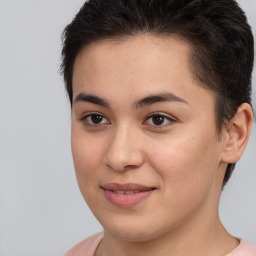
71;35;227;241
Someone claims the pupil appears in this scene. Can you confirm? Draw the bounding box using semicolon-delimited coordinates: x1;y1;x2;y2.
153;115;164;125
91;114;103;124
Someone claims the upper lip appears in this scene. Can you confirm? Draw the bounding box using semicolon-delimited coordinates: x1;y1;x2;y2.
101;183;155;191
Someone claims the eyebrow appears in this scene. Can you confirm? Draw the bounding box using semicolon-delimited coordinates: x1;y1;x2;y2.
74;91;188;108
74;93;110;108
134;92;188;108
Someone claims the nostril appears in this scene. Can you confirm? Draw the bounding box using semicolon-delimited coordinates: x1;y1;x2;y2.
104;149;145;172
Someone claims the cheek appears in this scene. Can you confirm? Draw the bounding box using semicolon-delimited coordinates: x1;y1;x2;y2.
146;132;220;193
71;127;110;211
145;135;221;220
71;126;105;187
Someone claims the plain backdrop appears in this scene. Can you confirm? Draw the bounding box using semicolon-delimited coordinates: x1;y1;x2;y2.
0;0;255;255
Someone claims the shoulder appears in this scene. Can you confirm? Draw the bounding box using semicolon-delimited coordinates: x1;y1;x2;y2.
64;232;104;256
226;239;256;256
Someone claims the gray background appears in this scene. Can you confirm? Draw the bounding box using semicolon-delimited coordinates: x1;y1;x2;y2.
0;0;255;255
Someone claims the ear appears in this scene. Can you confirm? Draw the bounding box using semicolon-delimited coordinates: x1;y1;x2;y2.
221;103;253;164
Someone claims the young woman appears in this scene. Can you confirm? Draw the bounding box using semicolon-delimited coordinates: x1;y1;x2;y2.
61;0;255;255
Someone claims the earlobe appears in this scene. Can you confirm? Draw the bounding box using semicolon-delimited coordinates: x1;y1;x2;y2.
221;103;253;164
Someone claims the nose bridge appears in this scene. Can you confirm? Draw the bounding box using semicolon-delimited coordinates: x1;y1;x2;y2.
104;122;144;171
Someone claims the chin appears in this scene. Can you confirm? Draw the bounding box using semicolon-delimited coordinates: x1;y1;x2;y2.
107;228;160;242
100;216;171;242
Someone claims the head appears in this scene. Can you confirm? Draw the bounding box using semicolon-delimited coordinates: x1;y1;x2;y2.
61;0;254;243
61;0;254;188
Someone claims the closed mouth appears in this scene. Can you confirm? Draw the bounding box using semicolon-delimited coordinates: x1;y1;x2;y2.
101;183;156;193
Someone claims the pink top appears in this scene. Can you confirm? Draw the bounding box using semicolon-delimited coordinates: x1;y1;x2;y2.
64;233;103;256
64;233;256;256
226;239;256;256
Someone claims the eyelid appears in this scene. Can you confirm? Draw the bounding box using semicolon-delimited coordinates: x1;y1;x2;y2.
80;112;110;126
143;112;176;127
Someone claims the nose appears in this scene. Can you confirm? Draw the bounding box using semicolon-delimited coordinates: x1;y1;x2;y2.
104;124;145;172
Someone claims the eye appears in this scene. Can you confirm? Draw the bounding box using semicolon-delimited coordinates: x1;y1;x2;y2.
80;113;110;126
144;113;175;127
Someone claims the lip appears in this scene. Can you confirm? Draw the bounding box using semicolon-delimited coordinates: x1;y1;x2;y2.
101;183;156;208
102;183;154;191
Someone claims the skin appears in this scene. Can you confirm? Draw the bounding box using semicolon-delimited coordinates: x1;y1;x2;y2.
71;35;253;256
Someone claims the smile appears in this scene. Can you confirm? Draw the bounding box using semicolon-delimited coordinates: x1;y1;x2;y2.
101;183;156;208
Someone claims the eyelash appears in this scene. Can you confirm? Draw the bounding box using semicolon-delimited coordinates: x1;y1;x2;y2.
144;112;176;128
80;112;110;127
80;112;176;129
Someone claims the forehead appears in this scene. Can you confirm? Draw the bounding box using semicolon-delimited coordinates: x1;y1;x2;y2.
72;34;215;113
73;34;191;70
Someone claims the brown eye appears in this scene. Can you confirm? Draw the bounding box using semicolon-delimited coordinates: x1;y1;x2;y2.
81;113;109;126
144;113;175;127
91;114;103;124
152;115;165;125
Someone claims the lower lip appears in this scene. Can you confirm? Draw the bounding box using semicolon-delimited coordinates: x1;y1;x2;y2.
104;189;154;208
